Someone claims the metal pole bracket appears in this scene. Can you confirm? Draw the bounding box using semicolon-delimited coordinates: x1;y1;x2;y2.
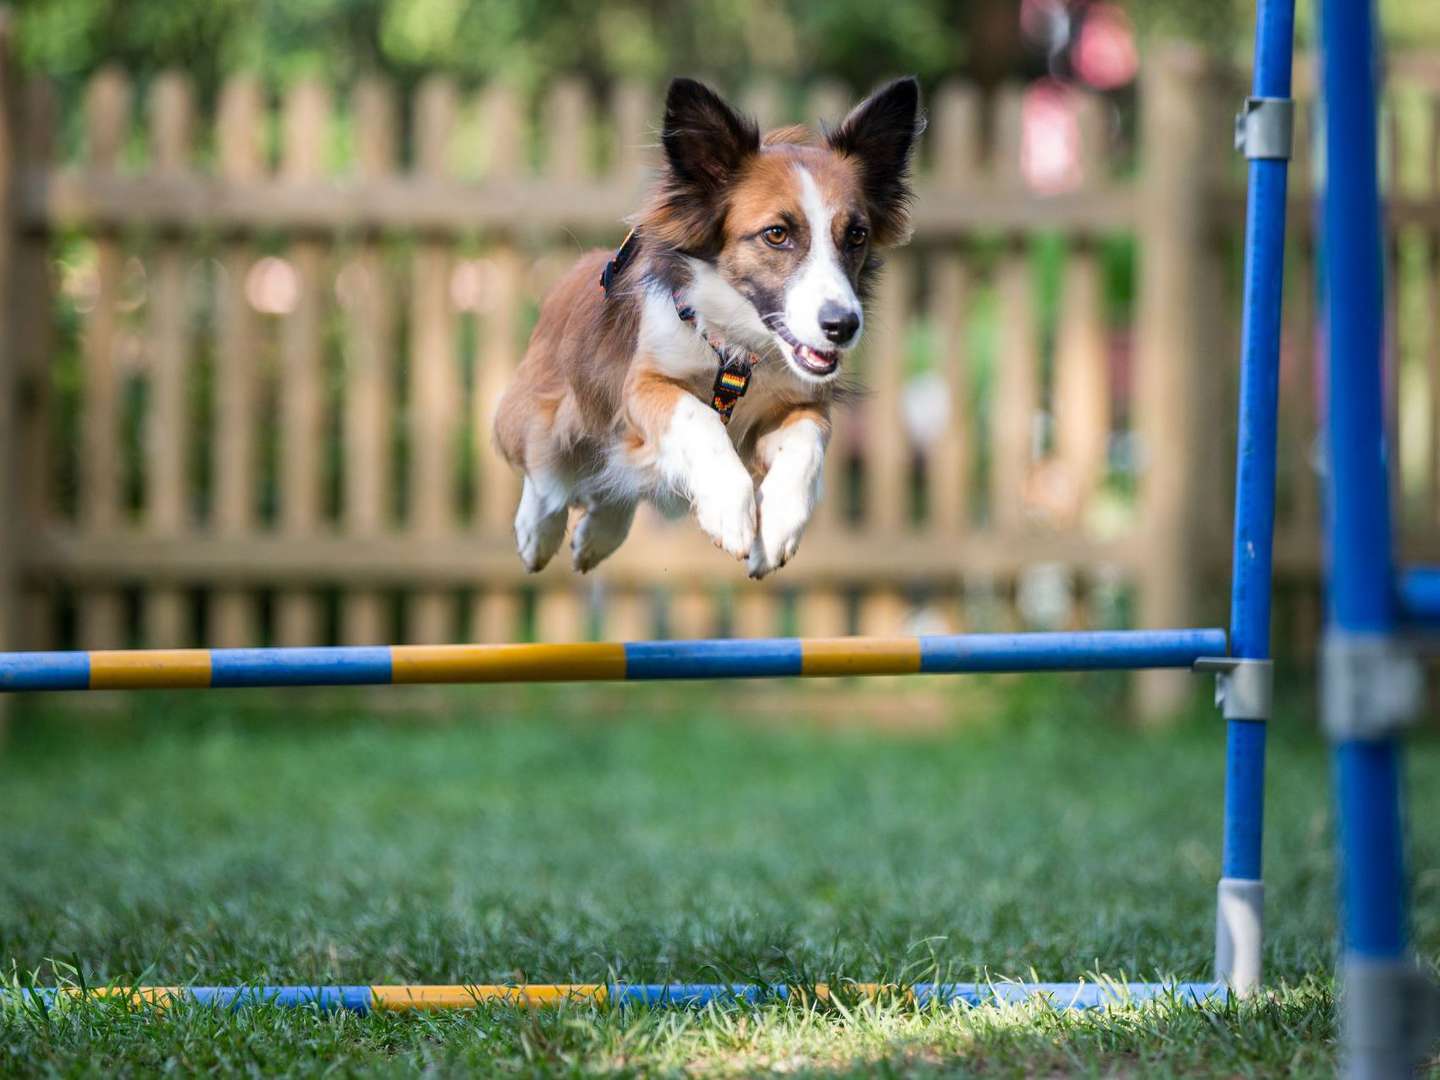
1234;96;1294;160
1322;632;1423;742
1194;657;1273;721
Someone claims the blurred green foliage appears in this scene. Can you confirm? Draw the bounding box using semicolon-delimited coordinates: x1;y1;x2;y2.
15;0;1440;103
16;0;965;97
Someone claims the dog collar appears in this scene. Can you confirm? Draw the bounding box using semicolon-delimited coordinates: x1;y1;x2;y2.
600;229;759;425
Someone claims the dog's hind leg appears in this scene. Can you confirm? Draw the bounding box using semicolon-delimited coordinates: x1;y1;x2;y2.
572;500;637;573
515;471;571;572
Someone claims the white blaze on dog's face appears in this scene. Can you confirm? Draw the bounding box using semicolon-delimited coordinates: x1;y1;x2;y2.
654;78;922;384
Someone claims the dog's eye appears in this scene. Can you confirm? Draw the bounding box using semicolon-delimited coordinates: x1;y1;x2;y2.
762;225;789;248
845;225;869;249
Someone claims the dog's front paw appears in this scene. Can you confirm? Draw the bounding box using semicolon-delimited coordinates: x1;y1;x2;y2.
693;474;757;560
747;487;811;579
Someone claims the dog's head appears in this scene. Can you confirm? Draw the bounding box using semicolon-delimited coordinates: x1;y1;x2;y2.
646;77;923;384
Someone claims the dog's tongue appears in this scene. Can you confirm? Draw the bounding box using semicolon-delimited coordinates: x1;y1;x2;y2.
796;344;839;374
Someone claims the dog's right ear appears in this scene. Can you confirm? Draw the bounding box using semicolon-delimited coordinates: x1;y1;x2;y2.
661;78;759;196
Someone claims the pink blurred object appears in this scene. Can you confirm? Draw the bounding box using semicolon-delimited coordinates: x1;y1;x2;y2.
1073;3;1138;90
1021;79;1083;194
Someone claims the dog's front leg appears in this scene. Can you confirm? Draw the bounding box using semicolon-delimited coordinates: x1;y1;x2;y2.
747;410;829;578
632;373;756;559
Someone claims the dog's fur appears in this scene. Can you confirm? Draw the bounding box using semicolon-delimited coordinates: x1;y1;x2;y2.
495;77;923;578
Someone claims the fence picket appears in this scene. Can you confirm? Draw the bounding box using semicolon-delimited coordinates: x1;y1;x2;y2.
274;79;330;646
927;82;980;535
77;67;130;649
408;76;460;645
339;77;396;645
142;71;194;647
1052;243;1108;526
209;75;264;647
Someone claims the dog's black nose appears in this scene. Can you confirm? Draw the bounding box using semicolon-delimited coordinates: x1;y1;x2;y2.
818;303;861;345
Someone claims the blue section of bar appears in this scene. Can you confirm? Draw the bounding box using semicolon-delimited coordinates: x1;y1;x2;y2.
0;652;90;691
1335;742;1407;957
188;986;373;1011
624;639;801;680
1222;719;1267;880
1397;566;1440;624
916;630;1226;673
208;648;393;688
914;983;1227;1009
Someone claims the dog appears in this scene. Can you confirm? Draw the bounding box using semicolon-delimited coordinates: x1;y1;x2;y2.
494;76;922;578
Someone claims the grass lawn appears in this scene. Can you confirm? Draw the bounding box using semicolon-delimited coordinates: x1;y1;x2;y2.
2;674;1437;1076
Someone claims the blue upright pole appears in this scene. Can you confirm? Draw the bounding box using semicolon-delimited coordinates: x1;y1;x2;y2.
1216;0;1295;994
1319;1;1429;1075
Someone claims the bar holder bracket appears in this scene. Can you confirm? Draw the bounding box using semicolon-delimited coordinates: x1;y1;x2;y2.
1234;96;1294;160
1195;657;1273;721
1322;632;1423;741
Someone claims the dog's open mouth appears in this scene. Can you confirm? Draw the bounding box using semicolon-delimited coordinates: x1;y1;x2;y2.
772;323;841;376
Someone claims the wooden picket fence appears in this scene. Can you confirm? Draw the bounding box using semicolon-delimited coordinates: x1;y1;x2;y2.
3;31;1440;715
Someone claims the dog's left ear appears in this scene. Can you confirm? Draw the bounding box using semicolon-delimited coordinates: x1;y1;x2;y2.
828;78;924;245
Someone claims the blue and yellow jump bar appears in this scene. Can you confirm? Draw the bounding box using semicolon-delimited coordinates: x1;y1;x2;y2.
0;629;1227;692
16;981;1227;1012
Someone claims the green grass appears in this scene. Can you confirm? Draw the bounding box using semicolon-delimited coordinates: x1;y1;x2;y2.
2;675;1437;1076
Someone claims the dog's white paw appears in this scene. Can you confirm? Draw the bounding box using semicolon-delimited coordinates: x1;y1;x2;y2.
747;489;810;579
693;473;757;560
572;503;635;573
517;511;567;573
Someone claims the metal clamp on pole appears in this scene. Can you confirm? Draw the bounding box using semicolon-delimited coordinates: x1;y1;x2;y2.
1194;657;1274;720
1234;96;1294;160
1322;632;1423;741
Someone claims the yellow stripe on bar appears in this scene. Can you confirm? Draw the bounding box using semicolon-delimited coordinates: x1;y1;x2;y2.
370;985;608;1009
391;643;627;684
59;986;184;1006
801;637;921;677
90;650;212;690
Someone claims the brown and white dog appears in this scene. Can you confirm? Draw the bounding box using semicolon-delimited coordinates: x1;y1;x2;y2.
495;77;923;578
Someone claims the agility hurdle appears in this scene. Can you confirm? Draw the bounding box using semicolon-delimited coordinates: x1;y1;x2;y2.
20;982;1227;1012
0;0;1289;1023
31;0;1440;1056
0;629;1227;691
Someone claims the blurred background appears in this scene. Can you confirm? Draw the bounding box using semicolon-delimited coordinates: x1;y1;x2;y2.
4;0;1440;719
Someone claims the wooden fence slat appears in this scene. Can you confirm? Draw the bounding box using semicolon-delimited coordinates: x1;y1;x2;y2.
612;79;653;184
731;587;779;639
668;587;712;640
1135;53;1218;720
545;78;590;182
143;71;193;647
798;589;849;637
537;583;588;642
275;78;330;646
474;84;525;554
209;75;265;647
992;240;1037;534
1052;242;1108;526
408;75;460;645
471;589;521;643
927;81;979;535
77;67;131;649
598;589;649;641
340;76;396;645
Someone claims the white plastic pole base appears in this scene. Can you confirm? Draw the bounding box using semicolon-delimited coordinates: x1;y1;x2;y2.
1341;955;1438;1080
1214;877;1263;994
